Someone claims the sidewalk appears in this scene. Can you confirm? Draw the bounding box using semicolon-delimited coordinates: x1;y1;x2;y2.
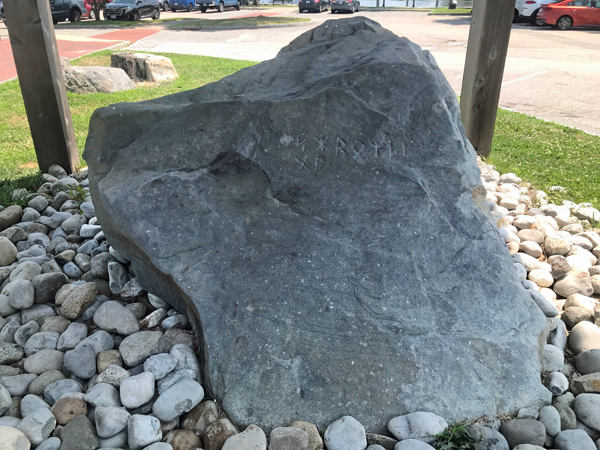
0;28;162;83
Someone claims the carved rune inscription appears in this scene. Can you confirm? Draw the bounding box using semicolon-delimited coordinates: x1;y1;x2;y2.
281;133;405;173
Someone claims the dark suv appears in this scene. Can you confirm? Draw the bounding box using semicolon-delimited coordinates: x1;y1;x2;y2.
105;0;160;20
50;0;87;23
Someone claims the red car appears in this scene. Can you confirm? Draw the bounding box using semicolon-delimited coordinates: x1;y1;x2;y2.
538;0;600;29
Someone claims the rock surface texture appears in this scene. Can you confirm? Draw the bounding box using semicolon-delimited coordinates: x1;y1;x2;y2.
84;17;549;431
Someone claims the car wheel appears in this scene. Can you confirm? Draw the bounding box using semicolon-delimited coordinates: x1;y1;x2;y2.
530;9;542;25
163;1;170;11
236;0;240;9
556;15;573;29
356;3;359;11
217;1;224;11
513;8;518;22
187;2;194;11
69;9;81;22
152;7;160;19
201;6;207;12
318;3;322;12
89;9;96;20
132;10;140;21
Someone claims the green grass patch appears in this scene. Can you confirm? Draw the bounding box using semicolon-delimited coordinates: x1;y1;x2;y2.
489;108;600;209
0;173;45;208
429;7;472;13
0;50;256;207
169;15;310;27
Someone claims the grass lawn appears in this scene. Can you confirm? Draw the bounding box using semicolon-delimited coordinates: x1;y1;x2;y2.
489;109;600;208
1;50;599;211
0;50;256;206
429;7;472;14
169;16;310;27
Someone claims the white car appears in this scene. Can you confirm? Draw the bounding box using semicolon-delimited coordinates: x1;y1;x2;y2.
515;0;559;25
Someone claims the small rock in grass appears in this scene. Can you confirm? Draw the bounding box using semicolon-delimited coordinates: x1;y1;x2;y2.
95;364;130;387
95;405;130;438
569;321;600;354
56;322;88;351
120;371;155;409
28;370;65;396
84;382;121;407
20;394;51;417
387;412;447;444
164;429;203;450
50;392;87;425
181;400;221;434
119;331;165;367
394;441;435;450
43;378;83;405
544;371;569;396
59;414;100;450
202;418;238;450
23;349;64;375
0;426;31;450
269;426;308;450
93;300;140;336
17;408;57;446
537;405;561;437
128;414;163;450
324;416;367;450
0;373;38;396
97;349;123;373
152;378;203;422
554;429;596;450
576;349;600;374
143;353;177;380
63;342;97;379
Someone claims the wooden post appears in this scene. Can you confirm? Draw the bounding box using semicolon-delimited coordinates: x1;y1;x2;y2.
459;0;515;157
4;0;80;173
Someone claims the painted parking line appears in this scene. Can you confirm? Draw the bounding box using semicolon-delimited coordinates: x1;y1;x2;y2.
501;70;547;87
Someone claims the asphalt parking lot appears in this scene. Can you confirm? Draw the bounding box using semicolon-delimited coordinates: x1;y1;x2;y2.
1;8;599;135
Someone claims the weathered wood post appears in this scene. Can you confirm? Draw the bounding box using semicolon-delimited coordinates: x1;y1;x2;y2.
4;0;80;173
459;0;515;157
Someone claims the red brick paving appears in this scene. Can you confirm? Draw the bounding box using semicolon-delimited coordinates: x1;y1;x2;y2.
0;28;161;83
91;28;161;42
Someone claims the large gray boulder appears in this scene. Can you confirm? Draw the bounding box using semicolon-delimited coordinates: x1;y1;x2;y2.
63;65;136;94
84;17;550;432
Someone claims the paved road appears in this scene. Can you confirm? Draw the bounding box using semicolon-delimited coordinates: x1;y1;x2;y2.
2;9;599;135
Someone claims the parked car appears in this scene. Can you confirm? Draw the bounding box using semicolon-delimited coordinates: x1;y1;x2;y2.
331;0;359;13
50;0;87;23
299;0;329;12
539;0;600;29
197;0;240;12
83;0;96;19
170;0;196;11
159;0;170;10
105;0;160;20
515;0;561;25
0;1;5;25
